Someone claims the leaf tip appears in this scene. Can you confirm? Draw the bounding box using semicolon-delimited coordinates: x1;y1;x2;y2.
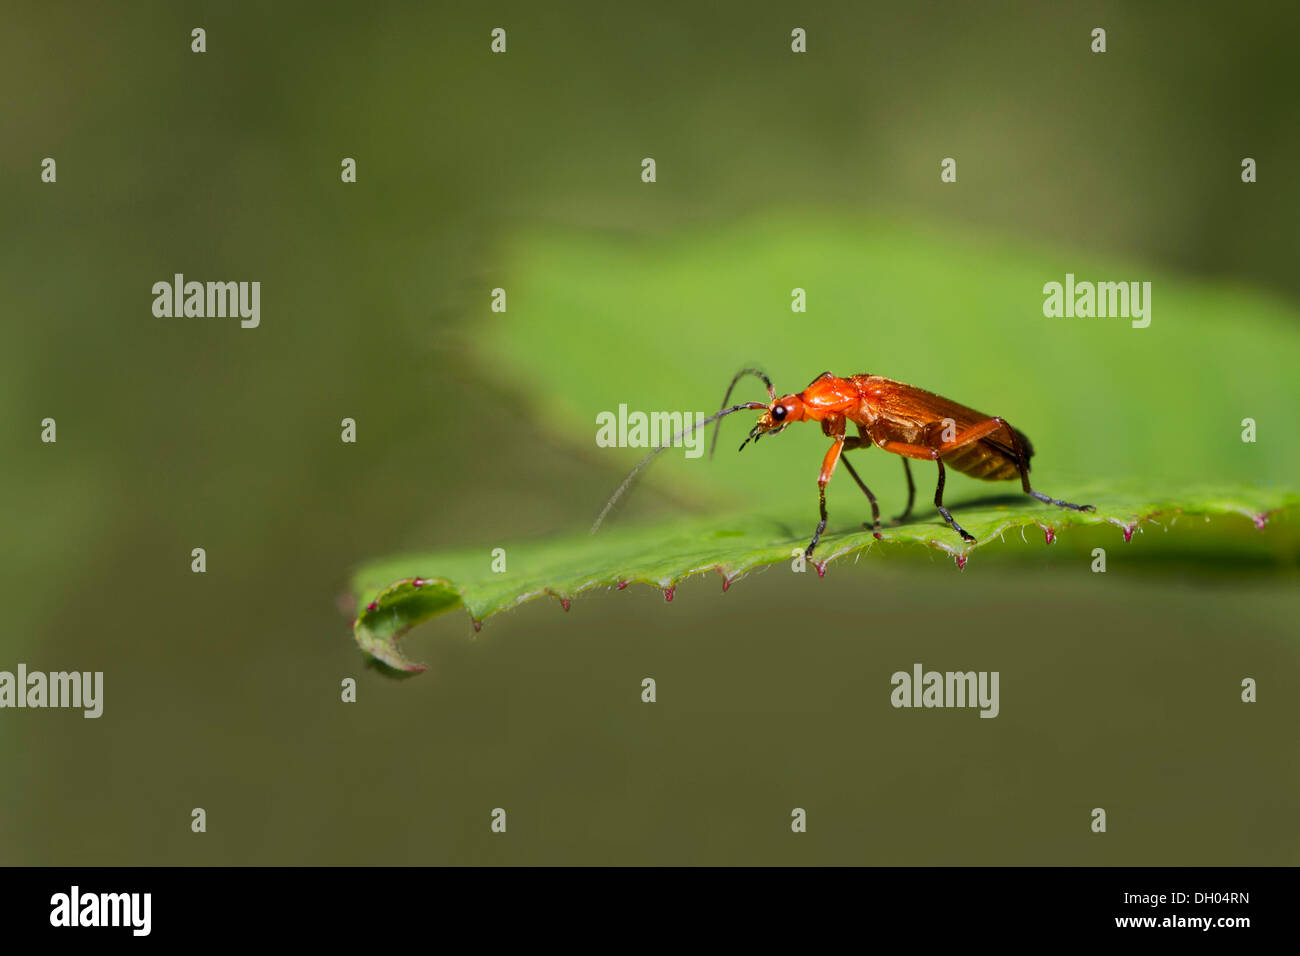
350;576;462;675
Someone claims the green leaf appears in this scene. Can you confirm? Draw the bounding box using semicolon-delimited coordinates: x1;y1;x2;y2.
348;214;1300;671
350;484;1299;672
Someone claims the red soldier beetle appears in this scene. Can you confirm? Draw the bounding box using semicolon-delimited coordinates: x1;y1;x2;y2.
593;368;1094;557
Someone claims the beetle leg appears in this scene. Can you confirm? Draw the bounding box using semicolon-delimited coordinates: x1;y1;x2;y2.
934;459;976;542
894;458;915;523
873;440;974;541
805;436;845;558
838;448;882;539
937;418;1095;513
874;440;940;460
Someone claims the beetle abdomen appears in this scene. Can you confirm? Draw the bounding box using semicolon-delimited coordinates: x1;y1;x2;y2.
943;428;1033;482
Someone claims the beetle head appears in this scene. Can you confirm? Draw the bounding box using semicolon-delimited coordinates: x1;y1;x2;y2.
740;394;805;450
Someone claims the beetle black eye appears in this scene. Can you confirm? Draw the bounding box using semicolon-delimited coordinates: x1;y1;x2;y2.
771;405;787;423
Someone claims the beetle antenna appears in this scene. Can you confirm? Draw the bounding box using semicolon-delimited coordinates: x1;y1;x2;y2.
591;401;768;534
708;368;775;461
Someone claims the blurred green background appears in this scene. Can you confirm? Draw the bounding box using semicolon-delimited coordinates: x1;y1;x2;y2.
1;1;1297;864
